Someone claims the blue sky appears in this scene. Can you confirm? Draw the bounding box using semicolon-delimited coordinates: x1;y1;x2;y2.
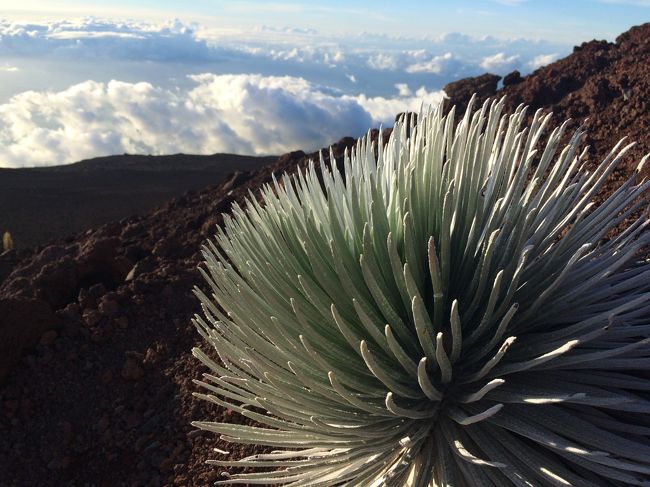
4;0;648;42
0;1;647;167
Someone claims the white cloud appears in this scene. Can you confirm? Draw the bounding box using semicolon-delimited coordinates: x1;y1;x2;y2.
527;53;560;69
258;45;346;65
256;25;319;35
352;86;444;123
0;18;569;98
0;64;19;73
47;31;145;40
480;52;520;72
406;52;454;74
0;18;213;62
366;53;399;71
0;75;444;168
395;84;412;97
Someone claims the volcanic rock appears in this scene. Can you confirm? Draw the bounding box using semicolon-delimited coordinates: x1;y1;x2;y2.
121;353;145;381
503;70;523;86
443;73;501;114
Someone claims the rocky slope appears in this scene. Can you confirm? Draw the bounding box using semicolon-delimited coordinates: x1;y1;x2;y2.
0;22;649;487
445;23;650;186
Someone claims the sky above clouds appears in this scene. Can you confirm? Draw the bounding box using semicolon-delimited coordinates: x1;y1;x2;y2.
0;1;648;167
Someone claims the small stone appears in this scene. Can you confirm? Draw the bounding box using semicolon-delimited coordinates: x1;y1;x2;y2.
168;444;183;460
87;283;107;300
121;355;144;381
78;288;91;308
174;474;188;484
152;240;172;258
59;302;81;321
98;298;119;318
121;222;144;239
82;309;102;327
90;330;106;343
115;316;129;329
39;330;58;346
142;347;158;368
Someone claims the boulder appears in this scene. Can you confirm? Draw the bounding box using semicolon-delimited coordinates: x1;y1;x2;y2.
443;73;501;116
503;70;523;86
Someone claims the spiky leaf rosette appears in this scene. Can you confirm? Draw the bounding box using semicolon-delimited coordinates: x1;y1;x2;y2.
192;98;650;486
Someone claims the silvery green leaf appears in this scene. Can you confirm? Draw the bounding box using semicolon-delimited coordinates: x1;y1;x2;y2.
192;97;650;485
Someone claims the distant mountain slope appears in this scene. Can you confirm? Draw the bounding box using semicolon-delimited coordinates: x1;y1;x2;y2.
0;153;277;248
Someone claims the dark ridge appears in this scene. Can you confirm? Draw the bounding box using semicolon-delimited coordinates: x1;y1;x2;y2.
0;153;277;249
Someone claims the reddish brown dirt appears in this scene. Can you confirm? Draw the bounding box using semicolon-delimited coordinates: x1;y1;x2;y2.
445;23;650;184
1;22;649;487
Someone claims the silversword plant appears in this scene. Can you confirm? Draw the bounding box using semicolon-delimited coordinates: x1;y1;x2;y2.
192;97;650;486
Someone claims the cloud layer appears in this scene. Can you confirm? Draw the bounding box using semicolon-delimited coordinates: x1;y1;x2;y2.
0;74;443;167
0;18;212;61
0;18;569;167
0;18;567;80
